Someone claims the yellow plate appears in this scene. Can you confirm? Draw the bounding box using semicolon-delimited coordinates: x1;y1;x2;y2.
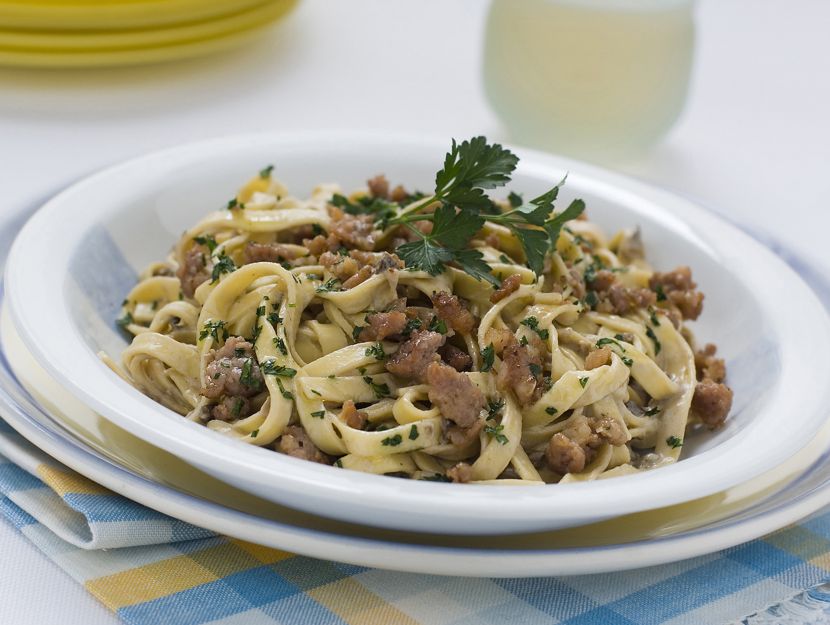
0;0;296;51
3;302;829;550
0;0;272;31
0;0;297;68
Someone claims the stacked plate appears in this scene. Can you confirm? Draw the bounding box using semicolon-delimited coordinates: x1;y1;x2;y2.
2;133;830;576
0;0;298;68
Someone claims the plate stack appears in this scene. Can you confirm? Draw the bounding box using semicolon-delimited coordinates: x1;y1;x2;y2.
2;133;830;577
0;0;297;68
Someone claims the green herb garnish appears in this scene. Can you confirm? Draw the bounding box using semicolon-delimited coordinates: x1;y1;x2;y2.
363;376;391;399
645;326;662;355
409;424;419;440
487;398;504;420
199;319;229;342
239;359;261;390
210;253;236;282
666;436;683;449
193;234;218;252
578;376;589;388
480;343;495;372
390;137;584;283
381;434;403;447
275;378;294;400
259;164;274;178
545;406;558;416
365;343;386;361
311;410;325;419
261;360;297;377
315;277;341;293
428;316;448;334
484;424;509;445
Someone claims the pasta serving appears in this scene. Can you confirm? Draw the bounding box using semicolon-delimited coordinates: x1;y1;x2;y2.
115;137;733;484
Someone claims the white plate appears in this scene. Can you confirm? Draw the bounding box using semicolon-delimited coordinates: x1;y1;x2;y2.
3;194;830;577
7;132;830;534
5;299;830;577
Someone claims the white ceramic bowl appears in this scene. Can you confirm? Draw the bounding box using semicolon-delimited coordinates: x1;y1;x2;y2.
6;132;830;534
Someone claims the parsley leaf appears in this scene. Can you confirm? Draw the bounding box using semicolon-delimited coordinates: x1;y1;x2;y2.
365;343;386;361
211;253;236;283
666;435;683;449
261;360;297;377
199;319;229;342
480;343;495;372
259;164;274;178
484;423;509;445
193;234;218;252
545;199;586;250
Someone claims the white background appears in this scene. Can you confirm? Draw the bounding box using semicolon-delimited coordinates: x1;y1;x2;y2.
1;1;829;623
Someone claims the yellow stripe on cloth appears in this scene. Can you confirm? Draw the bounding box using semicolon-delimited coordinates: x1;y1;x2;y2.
85;555;218;610
309;578;420;625
229;538;294;564
37;464;110;496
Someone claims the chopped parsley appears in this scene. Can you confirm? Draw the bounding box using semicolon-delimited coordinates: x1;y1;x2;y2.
250;321;262;344
578;376;589;388
666;436;683;449
239;359;261;390
644;406;661;416
363;376;391;399
273;337;288;355
334;459;343;468
381;434;403;447
648;307;661;326
275;378;294;400
311;410;325;419
545;406;558;416
584;290;599;308
352;326;364;341
315;277;341;293
365;343;386;361
403;317;422;336
226;198;245;210
622;356;634;367
480;343;495;372
210;253;236;282
529;363;542;377
654;283;667;302
428;316;448;334
193;234;218;252
408;424;419;440
310;389;322;396
250;429;259;437
260;360;297;377
267;312;282;325
645;326;662;355
520;316;549;340
484;423;509;445
487;398;504;420
255;305;266;317
498;253;511;264
116;311;134;328
199;319;229;342
259;164;274;178
596;337;626;351
231;398;244;416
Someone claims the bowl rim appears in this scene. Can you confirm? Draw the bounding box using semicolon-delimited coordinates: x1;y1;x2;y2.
7;130;830;530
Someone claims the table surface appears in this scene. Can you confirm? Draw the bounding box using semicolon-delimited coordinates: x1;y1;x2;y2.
1;1;828;623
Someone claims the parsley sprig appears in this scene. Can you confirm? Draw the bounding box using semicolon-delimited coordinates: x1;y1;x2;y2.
388;137;585;283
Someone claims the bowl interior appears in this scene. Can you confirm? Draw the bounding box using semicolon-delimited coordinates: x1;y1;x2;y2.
67;139;773;460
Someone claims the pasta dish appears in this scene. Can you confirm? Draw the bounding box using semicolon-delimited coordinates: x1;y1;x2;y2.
115;137;733;484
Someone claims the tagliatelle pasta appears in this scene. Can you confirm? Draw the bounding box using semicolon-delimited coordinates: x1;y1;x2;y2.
113;138;733;484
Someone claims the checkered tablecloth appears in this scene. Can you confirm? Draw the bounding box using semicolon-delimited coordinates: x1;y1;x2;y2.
2;416;830;625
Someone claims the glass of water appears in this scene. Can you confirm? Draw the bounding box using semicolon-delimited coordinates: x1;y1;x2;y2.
483;0;695;161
